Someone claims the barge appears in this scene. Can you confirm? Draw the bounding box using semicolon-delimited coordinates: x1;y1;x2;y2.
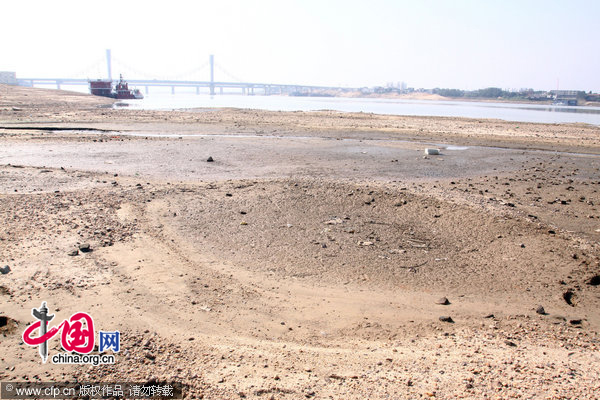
89;74;143;99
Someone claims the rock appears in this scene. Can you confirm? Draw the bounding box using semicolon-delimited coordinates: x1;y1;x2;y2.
358;241;374;246
324;218;343;225
424;148;440;155
67;249;79;257
79;243;92;252
536;305;546;315
483;314;495;319
0;265;10;275
439;316;453;323
588;275;600;286
569;319;582;325
504;340;517;347
206;156;214;162
563;289;575;306
436;297;450;305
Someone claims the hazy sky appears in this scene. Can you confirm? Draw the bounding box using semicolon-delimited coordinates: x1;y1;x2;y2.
2;0;599;91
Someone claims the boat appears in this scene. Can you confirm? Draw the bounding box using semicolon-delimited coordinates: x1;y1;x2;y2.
89;74;143;99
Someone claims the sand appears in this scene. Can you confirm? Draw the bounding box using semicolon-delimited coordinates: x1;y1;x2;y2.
1;84;600;399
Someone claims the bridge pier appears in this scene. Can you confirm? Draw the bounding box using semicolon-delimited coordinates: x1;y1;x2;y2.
171;86;175;95
145;86;149;95
209;54;215;96
242;87;246;95
220;87;223;95
196;86;200;95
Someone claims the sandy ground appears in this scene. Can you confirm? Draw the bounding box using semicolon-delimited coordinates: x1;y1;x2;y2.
1;85;600;399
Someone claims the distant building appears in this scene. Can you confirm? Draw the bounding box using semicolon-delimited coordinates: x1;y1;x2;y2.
552;90;579;106
0;71;17;85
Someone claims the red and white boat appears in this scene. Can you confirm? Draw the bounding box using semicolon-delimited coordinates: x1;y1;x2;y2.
89;74;143;99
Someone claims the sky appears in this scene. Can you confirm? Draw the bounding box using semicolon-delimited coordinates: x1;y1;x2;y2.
2;0;599;92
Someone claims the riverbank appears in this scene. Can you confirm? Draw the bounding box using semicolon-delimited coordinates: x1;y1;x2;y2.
1;85;600;399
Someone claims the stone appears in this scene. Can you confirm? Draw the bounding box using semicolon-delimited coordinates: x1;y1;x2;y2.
439;316;453;323
436;297;450;305
504;340;517;347
588;275;600;286
535;305;546;315
67;249;79;257
424;148;440;155
206;156;214;162
79;243;92;252
0;265;10;275
563;289;575;306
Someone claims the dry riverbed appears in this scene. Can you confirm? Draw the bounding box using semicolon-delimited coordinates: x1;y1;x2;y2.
1;85;600;399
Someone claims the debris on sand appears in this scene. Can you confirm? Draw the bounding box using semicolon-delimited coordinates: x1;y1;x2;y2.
536;305;546;315
79;243;92;253
0;316;18;334
563;289;576;306
436;297;450;305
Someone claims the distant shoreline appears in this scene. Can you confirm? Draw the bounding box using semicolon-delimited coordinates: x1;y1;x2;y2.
291;90;600;107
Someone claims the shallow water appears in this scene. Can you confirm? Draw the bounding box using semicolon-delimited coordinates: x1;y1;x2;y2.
122;93;600;125
35;83;600;126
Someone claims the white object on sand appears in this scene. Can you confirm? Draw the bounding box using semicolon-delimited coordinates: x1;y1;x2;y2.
424;148;440;155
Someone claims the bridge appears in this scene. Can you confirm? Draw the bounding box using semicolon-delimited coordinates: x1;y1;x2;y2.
17;50;356;96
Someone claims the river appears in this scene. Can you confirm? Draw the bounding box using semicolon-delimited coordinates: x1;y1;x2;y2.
121;93;600;126
49;84;600;126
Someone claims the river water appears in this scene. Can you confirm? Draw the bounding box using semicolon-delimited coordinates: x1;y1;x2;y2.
119;92;600;126
51;84;600;125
